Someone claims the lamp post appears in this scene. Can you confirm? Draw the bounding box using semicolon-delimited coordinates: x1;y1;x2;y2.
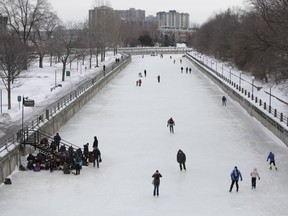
229;66;232;83
239;71;242;88
269;87;272;112
251;76;255;99
215;61;218;72
21;96;35;142
221;65;224;78
0;88;2;113
55;70;57;87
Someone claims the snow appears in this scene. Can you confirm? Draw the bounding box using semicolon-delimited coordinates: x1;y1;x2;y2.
1;54;288;216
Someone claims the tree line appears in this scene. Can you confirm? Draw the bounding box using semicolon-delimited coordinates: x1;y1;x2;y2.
188;0;288;85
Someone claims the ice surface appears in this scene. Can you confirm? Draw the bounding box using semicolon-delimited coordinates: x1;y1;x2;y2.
0;54;288;216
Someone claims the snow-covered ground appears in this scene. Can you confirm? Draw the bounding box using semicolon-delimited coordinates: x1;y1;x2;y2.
0;53;120;139
0;54;288;216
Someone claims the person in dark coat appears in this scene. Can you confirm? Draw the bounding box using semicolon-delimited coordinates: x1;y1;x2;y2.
267;152;277;170
93;136;98;148
222;96;227;106
177;149;186;171
167;117;175;133
157;75;160;83
93;147;101;168
27;154;35;170
229;166;243;192
53;133;61;151
152;170;162;196
50;141;57;153
83;143;89;162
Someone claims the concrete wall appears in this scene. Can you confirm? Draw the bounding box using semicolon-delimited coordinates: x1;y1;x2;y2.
0;57;131;184
186;54;288;147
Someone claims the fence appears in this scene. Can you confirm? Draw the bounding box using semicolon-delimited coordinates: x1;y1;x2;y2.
186;52;288;146
0;54;131;156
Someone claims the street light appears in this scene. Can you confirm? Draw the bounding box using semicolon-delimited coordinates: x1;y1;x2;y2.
229;66;232;83
0;88;2;113
239;71;242;88
21;96;35;143
251;76;255;99
269;87;272;112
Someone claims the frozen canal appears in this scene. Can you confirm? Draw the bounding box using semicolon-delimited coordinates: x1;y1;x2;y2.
1;54;288;216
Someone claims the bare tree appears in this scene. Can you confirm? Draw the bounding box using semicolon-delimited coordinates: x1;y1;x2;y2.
0;32;35;109
0;0;52;45
29;11;60;68
51;23;82;82
247;0;288;82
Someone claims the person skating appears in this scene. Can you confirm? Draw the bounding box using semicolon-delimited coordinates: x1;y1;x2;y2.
157;75;160;83
167;117;175;133
177;149;186;171
267;152;277;170
93;147;102;168
222;96;227;106
152;170;162;196
250;168;260;189
229;166;243;192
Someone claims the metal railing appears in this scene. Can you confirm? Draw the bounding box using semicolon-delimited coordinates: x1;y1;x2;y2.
0;54;130;155
186;53;288;127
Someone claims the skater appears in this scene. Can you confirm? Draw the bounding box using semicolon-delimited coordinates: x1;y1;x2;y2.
181;67;183;73
267;152;277;170
144;70;147;77
157;75;160;83
138;79;142;86
167;117;175;133
93;136;98;148
189;68;192;73
93;147;102;168
152;170;162;196
53;132;61;151
177;149;186;171
229;166;243;192
250;168;260;189
222;96;227;106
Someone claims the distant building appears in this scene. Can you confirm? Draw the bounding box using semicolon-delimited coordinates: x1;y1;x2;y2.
89;6;115;30
0;13;8;31
156;10;189;30
115;8;145;21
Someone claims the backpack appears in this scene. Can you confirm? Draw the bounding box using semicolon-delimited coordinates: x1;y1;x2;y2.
4;178;12;185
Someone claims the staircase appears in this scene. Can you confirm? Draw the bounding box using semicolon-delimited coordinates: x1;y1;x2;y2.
21;129;81;161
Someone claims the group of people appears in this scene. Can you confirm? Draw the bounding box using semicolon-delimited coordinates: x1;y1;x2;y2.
26;133;102;176
152;149;186;196
152;151;277;196
229;151;277;192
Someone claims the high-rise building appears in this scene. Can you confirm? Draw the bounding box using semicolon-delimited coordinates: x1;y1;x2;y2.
156;10;189;29
115;8;145;21
89;6;115;30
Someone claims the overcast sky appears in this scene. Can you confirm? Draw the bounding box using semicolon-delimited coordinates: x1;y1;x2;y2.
48;0;246;25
